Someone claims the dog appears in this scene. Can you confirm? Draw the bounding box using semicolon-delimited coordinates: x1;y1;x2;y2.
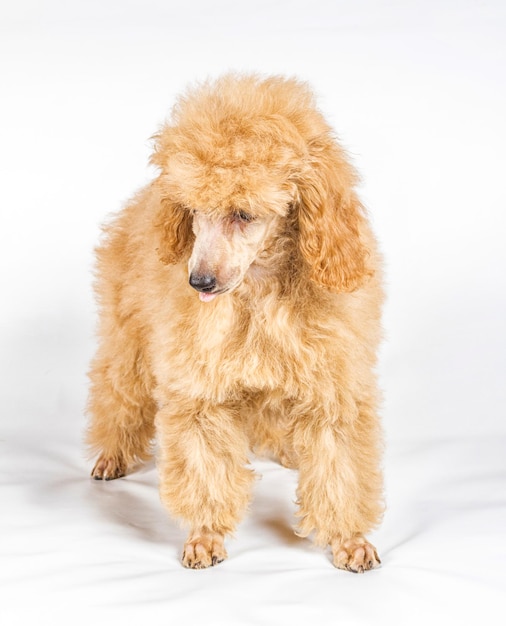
87;74;384;572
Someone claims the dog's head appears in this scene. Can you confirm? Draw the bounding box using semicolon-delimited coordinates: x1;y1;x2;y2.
152;75;371;301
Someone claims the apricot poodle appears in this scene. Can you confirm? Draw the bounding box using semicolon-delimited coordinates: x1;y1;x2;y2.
87;74;384;572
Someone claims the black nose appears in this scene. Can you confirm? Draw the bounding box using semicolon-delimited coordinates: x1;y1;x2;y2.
189;273;217;293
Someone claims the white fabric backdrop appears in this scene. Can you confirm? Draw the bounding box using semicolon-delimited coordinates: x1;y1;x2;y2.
1;1;505;624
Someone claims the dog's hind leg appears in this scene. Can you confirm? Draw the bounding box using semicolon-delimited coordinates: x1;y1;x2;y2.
156;399;254;568
87;326;156;480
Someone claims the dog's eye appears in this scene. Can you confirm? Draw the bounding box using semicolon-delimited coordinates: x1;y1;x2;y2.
232;210;255;224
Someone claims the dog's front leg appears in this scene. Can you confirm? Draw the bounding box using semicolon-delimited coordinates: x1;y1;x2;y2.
156;399;254;568
293;398;384;572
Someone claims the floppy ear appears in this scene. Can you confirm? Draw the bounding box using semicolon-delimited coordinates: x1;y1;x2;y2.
154;197;193;265
297;137;371;292
150;126;194;265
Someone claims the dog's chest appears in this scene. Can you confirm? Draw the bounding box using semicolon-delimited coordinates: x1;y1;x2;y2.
202;309;290;390
165;298;308;401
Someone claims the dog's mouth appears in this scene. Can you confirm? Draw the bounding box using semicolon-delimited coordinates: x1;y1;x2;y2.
198;288;228;303
189;272;230;302
189;270;242;303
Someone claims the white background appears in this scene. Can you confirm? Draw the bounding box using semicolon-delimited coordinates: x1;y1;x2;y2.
1;1;505;624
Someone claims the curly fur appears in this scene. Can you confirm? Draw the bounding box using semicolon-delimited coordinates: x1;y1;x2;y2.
87;74;384;572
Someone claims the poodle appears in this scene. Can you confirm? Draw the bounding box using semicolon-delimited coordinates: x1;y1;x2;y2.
87;74;384;572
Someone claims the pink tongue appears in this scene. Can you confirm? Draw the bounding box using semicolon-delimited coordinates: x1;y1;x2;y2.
199;292;218;303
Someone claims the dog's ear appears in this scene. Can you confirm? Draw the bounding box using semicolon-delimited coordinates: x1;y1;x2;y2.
154;198;193;265
296;137;371;292
150;127;194;265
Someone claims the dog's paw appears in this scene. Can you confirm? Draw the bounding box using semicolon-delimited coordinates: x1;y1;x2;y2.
91;455;126;481
182;530;227;569
331;536;381;573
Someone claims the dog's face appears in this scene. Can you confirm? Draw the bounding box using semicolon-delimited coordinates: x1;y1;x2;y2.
153;75;372;296
154;147;297;301
188;206;285;302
